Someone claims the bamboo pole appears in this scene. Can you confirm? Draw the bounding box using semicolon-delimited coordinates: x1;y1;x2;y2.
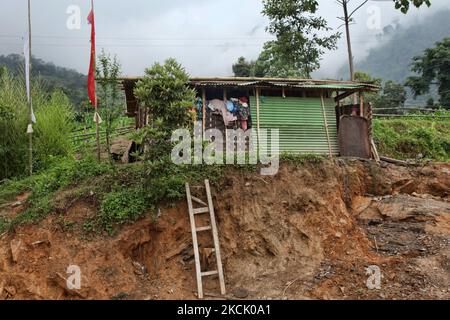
27;0;33;176
321;92;333;159
91;0;100;161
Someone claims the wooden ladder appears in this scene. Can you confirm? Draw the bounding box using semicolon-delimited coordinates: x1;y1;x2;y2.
185;179;226;299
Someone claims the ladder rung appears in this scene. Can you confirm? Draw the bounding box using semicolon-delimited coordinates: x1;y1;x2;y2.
193;207;209;215
191;196;207;206
201;270;218;277
196;226;212;232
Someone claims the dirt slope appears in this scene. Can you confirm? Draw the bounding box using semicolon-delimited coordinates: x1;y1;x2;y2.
0;160;449;300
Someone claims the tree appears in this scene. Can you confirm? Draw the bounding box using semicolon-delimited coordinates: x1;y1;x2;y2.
377;81;407;114
405;38;450;109
394;0;431;13
232;57;253;77
337;0;369;82
96;50;123;163
134;58;195;161
354;71;406;114
261;0;340;77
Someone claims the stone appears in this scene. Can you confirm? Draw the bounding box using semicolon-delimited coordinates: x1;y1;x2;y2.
232;287;249;299
10;239;23;263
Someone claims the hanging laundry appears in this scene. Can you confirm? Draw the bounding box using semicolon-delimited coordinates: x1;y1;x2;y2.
226;100;235;113
208;99;237;126
236;97;250;131
195;97;203;121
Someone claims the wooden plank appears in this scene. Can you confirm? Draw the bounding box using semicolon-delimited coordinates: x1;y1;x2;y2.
334;90;354;103
359;93;364;117
201;270;218;277
321;93;333;159
202;88;206;140
371;139;380;162
196;226;212;232
185;183;203;299
256;88;261;148
191;196;207;206
205;179;226;295
193;207;209;215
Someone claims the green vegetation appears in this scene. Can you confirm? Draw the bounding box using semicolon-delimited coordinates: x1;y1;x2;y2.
373;112;450;161
406;38;450;108
0;156;111;233
394;0;431;13
0;70;74;180
233;0;340;78
96;50;124;161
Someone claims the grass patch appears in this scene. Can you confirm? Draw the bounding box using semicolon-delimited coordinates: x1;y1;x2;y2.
374;118;450;161
280;153;326;164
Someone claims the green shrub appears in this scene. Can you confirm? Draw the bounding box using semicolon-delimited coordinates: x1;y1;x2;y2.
99;187;148;232
0;70;75;179
34;91;74;170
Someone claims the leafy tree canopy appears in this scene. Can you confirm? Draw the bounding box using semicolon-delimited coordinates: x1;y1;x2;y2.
134;58;195;161
355;71;406;113
394;0;431;13
405;38;450;108
260;0;340;77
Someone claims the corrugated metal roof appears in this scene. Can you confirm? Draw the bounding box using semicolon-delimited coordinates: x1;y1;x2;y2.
120;76;379;92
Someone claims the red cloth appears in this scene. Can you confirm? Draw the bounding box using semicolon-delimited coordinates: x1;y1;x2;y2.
239;97;248;104
87;9;96;107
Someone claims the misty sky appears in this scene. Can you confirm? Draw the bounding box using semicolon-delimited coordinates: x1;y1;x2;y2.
0;0;448;79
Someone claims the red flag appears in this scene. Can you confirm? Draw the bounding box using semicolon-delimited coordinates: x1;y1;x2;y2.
87;8;96;107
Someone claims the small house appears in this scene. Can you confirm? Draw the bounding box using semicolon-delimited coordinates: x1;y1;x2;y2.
121;77;379;158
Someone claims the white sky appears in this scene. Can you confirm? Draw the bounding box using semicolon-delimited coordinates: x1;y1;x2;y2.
0;0;448;79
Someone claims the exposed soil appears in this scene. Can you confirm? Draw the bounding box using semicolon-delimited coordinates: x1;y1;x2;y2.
0;159;449;300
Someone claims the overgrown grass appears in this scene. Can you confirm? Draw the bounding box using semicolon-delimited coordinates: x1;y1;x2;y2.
373;117;450;161
0;71;75;179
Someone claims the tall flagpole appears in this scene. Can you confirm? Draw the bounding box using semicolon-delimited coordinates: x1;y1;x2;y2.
91;0;100;161
27;0;33;175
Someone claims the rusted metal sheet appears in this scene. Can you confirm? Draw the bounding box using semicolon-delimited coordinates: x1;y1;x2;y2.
338;115;371;159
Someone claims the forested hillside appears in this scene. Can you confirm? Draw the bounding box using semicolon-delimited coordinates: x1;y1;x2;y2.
345;10;450;84
0;54;86;108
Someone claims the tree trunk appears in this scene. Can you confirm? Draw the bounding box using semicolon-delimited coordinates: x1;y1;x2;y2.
343;0;355;82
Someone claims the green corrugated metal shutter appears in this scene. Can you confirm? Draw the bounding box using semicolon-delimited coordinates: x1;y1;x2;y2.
250;96;339;155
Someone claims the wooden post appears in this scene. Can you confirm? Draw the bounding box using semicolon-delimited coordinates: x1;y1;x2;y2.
95;97;100;161
256;88;261;147
202;88;206;139
359;92;364;118
222;88;227;101
321;92;333;159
